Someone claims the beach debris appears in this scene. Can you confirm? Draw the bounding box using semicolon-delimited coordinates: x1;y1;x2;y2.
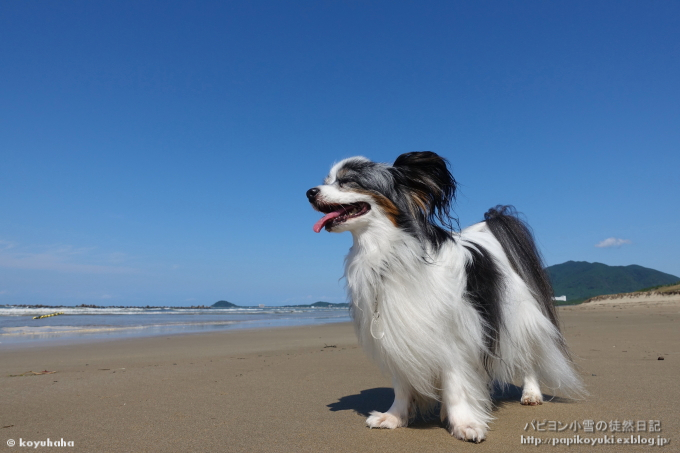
2;425;14;429
98;368;111;371
33;312;65;320
324;344;337;348
658;356;664;360
9;370;56;377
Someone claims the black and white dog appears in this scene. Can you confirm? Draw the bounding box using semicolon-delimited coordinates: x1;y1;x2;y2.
307;152;583;442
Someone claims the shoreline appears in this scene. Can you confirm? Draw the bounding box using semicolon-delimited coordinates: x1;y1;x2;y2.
0;316;351;350
0;306;351;349
2;304;677;452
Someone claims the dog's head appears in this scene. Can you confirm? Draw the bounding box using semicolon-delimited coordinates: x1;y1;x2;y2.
307;151;457;248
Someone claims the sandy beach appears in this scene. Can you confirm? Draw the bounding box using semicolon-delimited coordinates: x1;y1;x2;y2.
1;301;678;452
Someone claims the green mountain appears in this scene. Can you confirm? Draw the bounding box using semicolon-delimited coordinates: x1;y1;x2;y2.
211;300;239;308
546;261;680;301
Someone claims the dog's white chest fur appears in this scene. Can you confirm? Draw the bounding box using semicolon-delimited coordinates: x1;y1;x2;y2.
344;226;478;399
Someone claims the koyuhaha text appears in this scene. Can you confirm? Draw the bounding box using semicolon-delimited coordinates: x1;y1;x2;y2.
8;438;74;448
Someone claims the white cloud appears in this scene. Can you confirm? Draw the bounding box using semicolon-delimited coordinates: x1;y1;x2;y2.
595;237;632;248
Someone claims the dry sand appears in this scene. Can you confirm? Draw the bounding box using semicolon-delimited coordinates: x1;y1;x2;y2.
1;301;678;452
584;291;680;306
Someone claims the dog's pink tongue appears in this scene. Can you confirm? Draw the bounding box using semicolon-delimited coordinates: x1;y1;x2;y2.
313;210;343;233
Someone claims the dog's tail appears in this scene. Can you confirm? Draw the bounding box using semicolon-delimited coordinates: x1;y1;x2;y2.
484;206;585;398
483;205;560;334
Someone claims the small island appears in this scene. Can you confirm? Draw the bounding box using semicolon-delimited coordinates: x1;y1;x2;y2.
211;300;239;308
210;300;348;309
283;301;349;308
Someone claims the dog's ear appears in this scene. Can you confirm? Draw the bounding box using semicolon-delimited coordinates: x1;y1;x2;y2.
392;151;457;229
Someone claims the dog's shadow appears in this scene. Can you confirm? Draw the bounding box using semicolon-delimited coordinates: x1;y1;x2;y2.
328;384;566;424
327;387;441;429
327;387;395;417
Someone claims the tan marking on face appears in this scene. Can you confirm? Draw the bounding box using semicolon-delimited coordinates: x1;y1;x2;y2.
353;188;400;227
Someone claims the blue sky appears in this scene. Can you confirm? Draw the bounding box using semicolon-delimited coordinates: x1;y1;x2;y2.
1;1;679;306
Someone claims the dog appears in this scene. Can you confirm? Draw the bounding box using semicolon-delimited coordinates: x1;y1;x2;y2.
306;151;584;442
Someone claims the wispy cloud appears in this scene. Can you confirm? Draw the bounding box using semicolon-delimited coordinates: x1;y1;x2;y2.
0;241;138;274
595;237;632;248
0;240;18;251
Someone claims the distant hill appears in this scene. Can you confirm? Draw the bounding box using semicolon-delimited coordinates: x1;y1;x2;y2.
283;301;349;308
212;300;239;308
546;261;680;302
210;300;349;309
310;301;348;308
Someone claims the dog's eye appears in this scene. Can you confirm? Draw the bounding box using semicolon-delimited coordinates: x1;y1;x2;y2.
337;179;355;188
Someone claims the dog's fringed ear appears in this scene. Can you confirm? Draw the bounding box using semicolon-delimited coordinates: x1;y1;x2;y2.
392;151;458;230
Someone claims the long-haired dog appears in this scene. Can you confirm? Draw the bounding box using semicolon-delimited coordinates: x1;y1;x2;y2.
306;152;584;442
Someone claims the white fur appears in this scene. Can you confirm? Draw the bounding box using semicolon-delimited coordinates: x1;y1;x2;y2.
313;159;584;443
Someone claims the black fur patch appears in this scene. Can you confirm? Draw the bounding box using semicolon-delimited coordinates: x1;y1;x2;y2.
463;243;504;372
390;152;458;250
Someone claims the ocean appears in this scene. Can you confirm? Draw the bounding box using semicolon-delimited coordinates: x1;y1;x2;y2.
0;305;351;348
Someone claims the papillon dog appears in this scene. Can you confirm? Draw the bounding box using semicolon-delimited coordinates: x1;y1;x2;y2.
307;152;583;443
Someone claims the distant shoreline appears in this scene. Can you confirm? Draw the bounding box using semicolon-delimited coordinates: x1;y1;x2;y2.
1;302;350;310
0;304;352;348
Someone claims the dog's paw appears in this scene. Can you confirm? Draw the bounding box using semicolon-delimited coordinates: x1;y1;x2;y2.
521;390;544;406
366;411;406;429
449;421;487;443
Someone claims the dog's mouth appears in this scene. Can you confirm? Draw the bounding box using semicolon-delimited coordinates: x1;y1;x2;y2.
312;202;371;233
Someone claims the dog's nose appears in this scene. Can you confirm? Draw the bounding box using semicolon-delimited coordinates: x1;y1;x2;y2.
306;187;320;201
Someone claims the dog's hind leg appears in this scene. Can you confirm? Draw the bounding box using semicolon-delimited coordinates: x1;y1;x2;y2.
366;378;410;429
521;370;544;406
440;368;491;443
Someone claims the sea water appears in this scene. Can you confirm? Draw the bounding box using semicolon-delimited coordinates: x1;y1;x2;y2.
0;305;351;348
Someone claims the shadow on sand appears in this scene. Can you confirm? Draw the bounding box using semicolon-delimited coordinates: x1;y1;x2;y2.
328;383;568;424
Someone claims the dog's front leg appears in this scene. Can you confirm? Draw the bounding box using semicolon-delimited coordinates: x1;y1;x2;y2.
440;368;491;442
366;379;410;429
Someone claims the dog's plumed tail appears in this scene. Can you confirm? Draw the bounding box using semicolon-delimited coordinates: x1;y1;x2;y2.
484;205;585;398
483;206;558;332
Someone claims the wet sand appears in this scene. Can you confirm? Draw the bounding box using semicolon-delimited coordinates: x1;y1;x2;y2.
1;302;678;452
